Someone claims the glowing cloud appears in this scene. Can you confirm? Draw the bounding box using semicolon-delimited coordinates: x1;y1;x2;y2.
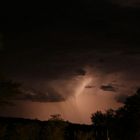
75;75;92;97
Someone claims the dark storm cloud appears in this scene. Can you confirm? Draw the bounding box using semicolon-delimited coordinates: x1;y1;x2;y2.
0;100;15;106
0;78;23;106
20;88;65;102
0;1;140;104
100;84;117;92
1;39;140;103
75;68;87;76
23;93;65;102
0;83;65;103
85;85;95;89
111;0;140;7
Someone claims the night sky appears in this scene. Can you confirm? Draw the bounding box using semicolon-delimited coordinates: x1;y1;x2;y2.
0;0;140;123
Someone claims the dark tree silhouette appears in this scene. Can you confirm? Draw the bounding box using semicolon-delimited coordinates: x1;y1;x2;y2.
120;88;140;140
91;88;140;140
91;111;106;126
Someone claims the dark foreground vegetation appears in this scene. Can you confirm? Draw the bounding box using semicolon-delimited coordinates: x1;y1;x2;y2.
0;88;140;140
0;117;94;140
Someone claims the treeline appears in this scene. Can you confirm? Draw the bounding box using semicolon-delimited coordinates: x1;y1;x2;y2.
91;88;140;140
0;117;95;140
